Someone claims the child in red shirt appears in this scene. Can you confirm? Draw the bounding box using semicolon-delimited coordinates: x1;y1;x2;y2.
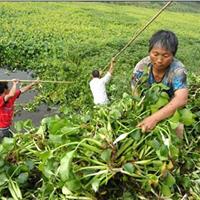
0;79;38;140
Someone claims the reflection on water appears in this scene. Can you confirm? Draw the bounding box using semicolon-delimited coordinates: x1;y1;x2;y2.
0;69;57;126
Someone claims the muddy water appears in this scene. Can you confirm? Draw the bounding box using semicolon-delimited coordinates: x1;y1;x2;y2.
0;69;57;126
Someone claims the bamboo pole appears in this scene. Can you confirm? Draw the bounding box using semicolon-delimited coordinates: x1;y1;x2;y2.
0;80;73;84
113;1;173;60
103;0;173;71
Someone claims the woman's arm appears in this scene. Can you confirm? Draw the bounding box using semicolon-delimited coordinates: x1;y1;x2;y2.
138;88;188;132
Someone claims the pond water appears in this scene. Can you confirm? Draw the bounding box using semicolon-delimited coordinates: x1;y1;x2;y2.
0;69;57;126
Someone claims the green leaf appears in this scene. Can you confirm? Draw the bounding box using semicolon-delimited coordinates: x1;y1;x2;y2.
156;145;168;161
64;178;81;192
81;114;91;123
168;111;180;129
122;93;129;98
91;178;100;192
169;144;179;159
169;121;179;129
142;180;151;192
161;184;171;197
147;174;158;186
2;138;15;152
160;91;170;99
61;126;79;135
152;160;163;167
0;173;8;186
14;121;24;132
165;173;175;187
25;160;34;171
195;123;200;133
101;149;112;163
62;185;73;195
179;108;196;126
0;159;4;168
16;173;29;184
157;83;170;90
150;96;169;113
148;139;160;150
39;159;54;179
182;176;192;189
123;163;134;174
59;150;75;182
48;134;64;145
49;119;67;135
38;151;53;161
169;110;180;123
0;145;3;153
130;129;141;141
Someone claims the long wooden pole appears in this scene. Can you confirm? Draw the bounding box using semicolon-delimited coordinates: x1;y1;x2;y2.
103;0;173;71
113;1;173;60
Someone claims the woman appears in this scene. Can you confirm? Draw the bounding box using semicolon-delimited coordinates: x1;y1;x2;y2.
131;30;188;137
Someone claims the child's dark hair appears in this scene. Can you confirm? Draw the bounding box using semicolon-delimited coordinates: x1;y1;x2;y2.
149;30;178;56
92;70;100;78
0;82;8;95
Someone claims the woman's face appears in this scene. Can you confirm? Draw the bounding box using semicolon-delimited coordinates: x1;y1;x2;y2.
149;47;173;71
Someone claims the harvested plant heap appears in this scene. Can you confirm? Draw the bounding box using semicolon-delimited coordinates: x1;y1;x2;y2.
0;79;199;200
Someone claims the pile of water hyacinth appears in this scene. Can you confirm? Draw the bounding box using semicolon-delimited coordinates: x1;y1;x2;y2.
0;79;199;200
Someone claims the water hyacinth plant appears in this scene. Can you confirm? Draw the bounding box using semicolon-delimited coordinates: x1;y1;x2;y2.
0;81;199;199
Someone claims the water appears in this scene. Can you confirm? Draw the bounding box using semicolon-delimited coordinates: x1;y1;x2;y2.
0;69;57;126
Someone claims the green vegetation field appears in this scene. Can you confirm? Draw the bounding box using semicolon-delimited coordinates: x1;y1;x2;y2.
1;2;200;108
0;2;200;199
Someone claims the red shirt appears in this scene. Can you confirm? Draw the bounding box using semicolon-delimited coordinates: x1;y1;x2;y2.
0;90;21;128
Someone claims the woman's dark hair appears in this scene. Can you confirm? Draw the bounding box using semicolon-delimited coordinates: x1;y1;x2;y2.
92;70;100;78
0;82;8;95
149;30;178;56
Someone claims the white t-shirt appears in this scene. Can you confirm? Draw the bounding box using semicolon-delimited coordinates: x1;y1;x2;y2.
89;72;111;105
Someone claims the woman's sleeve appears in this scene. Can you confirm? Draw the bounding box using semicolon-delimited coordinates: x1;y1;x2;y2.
172;68;187;91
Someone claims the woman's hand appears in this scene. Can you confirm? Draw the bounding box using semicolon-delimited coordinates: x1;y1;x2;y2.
137;88;188;133
137;115;159;133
